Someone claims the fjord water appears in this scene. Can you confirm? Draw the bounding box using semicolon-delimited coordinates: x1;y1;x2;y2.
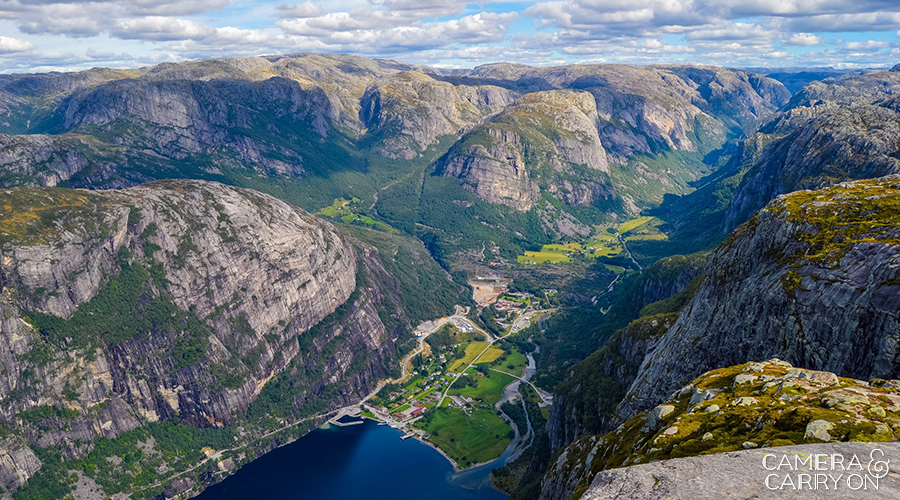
195;419;508;500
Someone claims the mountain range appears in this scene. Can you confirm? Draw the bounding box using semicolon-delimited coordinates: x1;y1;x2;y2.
0;53;899;500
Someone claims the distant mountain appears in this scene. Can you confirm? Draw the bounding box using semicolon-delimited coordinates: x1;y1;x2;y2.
659;68;900;252
758;68;851;94
0;55;790;260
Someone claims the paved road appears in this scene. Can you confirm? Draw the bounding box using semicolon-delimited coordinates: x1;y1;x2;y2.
436;308;544;404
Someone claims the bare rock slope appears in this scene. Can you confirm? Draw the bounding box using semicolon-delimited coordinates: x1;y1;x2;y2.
0;179;418;497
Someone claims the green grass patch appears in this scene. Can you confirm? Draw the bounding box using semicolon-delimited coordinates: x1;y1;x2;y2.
517;251;572;264
541;243;581;253
474;347;505;364
617;216;656;234
603;264;626;274
317;197;360;217
450;369;515;406
499;350;527;377
624;233;668;241
449;342;490;371
403;376;424;391
415;407;512;466
414;389;437;401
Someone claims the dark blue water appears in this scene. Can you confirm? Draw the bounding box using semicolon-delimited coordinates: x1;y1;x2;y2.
195;419;509;500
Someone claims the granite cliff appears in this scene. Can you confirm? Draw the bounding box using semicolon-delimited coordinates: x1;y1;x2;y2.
662;68;900;248
436;90;611;212
620;176;900;423
544;253;707;453
0;179;455;499
538;175;900;500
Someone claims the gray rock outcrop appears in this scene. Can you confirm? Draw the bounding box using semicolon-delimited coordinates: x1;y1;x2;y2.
582;442;900;500
437;90;611;210
617;176;900;422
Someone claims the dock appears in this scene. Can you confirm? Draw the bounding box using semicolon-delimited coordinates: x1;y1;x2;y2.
330;419;364;427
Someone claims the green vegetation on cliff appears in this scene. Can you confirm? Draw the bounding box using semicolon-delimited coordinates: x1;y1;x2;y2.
552;359;900;500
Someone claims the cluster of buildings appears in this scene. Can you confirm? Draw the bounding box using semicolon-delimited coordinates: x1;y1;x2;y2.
395;402;427;420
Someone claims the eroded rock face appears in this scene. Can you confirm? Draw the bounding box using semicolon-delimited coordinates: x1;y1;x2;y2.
438;126;542;211
546;314;676;454
359;71;516;159
670;69;900;245
0;179;403;493
0;438;40;494
618;176;900;423
545;253;707;454
437;90;611;210
470;63;790;160
724;101;900;230
542;359;900;500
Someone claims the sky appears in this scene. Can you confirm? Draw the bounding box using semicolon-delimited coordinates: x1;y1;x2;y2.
1;0;899;73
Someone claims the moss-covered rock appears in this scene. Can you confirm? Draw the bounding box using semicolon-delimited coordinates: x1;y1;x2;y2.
541;359;900;500
619;176;900;425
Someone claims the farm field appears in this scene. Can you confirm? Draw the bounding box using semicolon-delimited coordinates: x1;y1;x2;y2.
449;342;490;371
450;368;515;406
517;250;572;264
415;407;512;466
603;264;626;274
584;231;622;257
617;215;656;234
516;215;667;265
474;346;506;364
497;350;528;377
318;197;397;232
624;233;668;241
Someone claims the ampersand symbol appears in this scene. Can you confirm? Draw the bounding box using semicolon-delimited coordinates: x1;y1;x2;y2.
869;449;890;479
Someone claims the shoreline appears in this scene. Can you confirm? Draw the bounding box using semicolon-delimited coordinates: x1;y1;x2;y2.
358;414;514;474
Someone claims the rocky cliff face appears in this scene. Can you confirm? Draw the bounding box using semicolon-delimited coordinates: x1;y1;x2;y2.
545;314;676;454
359;71;516;159
0;180;412;497
724;96;900;230
577;441;900;500
664;69;900;248
437;90;612;211
618;176;900;424
542;359;900;500
432;64;788;219
0;54;423;191
470;63;790;159
0;57;788;217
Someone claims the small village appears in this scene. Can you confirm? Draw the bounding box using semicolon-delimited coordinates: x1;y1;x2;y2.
354;284;554;467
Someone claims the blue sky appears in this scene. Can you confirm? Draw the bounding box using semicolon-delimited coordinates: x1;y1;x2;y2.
0;0;899;73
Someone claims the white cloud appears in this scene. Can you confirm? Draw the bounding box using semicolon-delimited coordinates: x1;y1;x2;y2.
0;35;32;53
277;10;518;53
844;40;890;49
784;33;822;46
1;0;900;72
113;17;216;41
276;2;324;19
